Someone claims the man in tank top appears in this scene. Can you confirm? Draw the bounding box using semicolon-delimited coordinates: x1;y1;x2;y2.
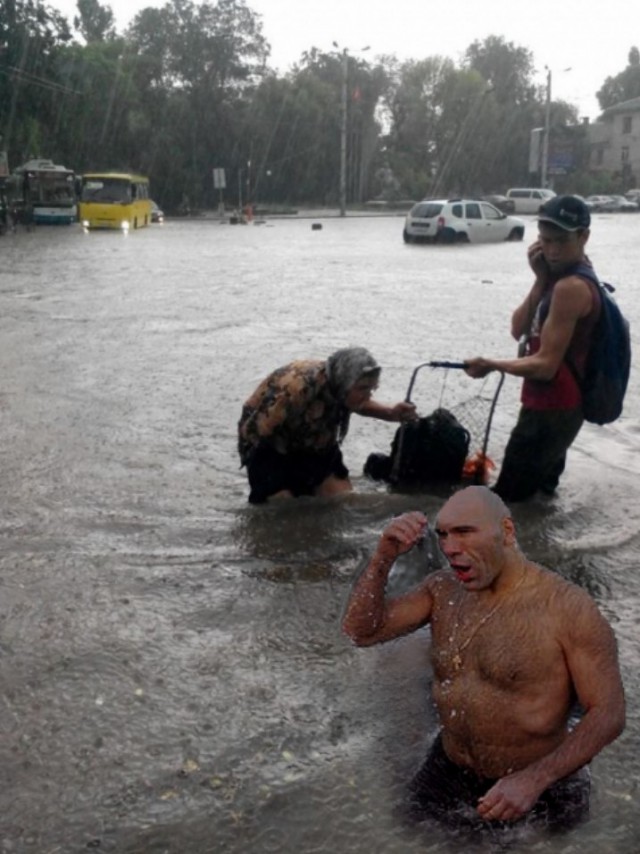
464;195;601;501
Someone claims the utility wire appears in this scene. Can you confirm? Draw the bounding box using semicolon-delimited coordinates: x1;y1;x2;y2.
0;64;81;95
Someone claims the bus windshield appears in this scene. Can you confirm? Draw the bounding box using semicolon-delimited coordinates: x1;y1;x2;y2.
38;172;75;204
81;177;132;204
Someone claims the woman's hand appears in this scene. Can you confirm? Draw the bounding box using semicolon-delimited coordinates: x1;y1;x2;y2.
392;401;418;423
356;399;418;422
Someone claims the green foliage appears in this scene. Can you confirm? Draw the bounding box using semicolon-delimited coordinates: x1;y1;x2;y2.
0;0;73;166
0;5;635;209
73;0;116;43
597;47;640;109
464;36;536;106
379;37;544;199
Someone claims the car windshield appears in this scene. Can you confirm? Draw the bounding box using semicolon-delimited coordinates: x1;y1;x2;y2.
411;202;443;218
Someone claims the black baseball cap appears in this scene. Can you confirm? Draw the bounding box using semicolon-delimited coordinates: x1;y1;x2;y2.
538;195;591;231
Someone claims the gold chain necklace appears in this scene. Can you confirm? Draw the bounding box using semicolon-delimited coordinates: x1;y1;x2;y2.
449;565;528;672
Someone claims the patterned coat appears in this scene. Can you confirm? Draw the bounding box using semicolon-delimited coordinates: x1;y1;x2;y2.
238;360;348;464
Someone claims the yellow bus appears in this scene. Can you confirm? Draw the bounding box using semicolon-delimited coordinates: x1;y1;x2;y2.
79;172;152;230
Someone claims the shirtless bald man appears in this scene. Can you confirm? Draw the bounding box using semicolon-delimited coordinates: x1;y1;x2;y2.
342;486;625;828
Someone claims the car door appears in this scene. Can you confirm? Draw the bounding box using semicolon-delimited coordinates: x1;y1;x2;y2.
479;201;509;241
462;202;484;242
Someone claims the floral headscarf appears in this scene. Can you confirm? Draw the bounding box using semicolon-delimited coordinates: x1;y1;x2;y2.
325;347;381;443
325;347;381;400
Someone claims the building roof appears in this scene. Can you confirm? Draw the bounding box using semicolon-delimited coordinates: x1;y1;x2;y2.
601;96;640;117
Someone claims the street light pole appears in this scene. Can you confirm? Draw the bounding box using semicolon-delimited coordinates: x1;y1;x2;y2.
339;49;348;217
333;42;369;217
541;67;551;189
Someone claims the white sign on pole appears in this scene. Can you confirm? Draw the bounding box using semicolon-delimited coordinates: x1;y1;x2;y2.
213;168;226;189
529;128;543;174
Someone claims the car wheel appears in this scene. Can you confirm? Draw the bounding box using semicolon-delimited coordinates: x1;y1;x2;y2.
508;227;524;241
455;231;469;243
403;229;414;244
437;227;457;244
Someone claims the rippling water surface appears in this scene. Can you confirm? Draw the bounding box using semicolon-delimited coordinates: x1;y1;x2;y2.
1;214;639;853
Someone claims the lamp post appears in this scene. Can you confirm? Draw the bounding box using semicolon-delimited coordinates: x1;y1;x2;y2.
333;42;370;217
541;67;551;189
339;48;348;217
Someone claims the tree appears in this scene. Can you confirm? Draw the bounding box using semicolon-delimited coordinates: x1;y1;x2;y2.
125;0;270;208
73;0;116;43
0;0;73;165
464;35;536;106
52;38;145;171
1;7;599;211
236;49;384;207
379;50;529;198
461;36;542;191
597;46;640;109
243;54;346;205
380;56;457;197
126;0;269;92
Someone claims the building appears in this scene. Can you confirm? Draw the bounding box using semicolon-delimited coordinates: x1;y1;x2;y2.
588;96;640;189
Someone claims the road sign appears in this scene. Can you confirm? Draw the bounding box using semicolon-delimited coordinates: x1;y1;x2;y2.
213;168;226;190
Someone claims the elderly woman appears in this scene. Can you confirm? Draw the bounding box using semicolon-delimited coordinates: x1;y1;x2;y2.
238;347;417;503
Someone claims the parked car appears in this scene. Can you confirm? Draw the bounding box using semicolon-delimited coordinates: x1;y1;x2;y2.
625;188;640;204
571;194;596;212
403;198;525;244
585;195;618;212
505;187;556;214
150;200;164;223
608;194;639;212
482;194;516;214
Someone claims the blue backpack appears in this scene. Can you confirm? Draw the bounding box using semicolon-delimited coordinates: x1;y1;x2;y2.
567;266;631;425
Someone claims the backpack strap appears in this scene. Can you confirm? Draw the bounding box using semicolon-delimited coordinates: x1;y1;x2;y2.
563;263;603;391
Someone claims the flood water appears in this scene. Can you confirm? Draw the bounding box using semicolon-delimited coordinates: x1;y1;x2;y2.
1;213;639;853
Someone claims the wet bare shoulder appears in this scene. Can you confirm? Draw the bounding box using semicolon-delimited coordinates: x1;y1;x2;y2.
532;564;610;628
424;570;458;605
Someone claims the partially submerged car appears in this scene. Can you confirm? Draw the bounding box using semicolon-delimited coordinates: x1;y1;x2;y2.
150;201;164;223
403;198;525;244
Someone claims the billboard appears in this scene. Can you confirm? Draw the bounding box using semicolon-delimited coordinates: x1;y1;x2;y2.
529;128;544;174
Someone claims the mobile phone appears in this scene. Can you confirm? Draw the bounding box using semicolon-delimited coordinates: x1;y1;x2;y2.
532;249;550;275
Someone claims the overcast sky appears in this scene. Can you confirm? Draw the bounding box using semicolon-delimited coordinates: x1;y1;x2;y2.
48;0;637;120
